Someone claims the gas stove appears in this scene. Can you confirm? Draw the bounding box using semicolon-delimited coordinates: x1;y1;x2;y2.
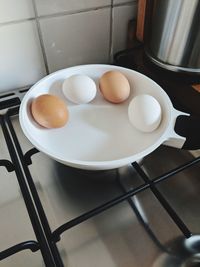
1;57;200;267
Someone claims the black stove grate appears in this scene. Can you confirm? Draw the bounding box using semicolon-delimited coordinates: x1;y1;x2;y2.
0;104;199;267
0;49;200;265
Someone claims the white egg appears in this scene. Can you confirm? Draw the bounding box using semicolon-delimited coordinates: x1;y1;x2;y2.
128;94;162;132
62;74;97;104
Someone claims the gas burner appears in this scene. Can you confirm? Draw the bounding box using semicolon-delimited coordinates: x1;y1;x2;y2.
153;235;200;267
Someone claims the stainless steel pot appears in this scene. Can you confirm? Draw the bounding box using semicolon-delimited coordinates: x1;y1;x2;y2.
145;0;200;74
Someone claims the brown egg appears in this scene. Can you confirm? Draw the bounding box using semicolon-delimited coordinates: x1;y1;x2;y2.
99;71;130;103
31;94;69;128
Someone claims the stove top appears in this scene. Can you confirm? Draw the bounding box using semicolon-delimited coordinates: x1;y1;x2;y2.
0;64;200;266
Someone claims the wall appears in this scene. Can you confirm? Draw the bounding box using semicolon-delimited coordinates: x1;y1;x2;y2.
0;0;137;93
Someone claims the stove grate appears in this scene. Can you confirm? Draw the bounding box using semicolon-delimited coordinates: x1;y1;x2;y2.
0;105;199;266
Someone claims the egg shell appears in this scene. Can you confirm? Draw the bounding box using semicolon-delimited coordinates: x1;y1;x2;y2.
62;74;97;104
128;94;162;132
99;71;130;104
31;94;69;128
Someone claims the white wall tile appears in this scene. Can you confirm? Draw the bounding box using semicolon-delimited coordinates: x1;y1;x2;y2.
114;0;137;5
35;0;111;16
112;4;137;55
0;21;46;92
40;8;110;73
0;0;35;24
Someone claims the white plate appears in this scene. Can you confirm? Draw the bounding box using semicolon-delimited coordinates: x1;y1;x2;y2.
19;64;177;170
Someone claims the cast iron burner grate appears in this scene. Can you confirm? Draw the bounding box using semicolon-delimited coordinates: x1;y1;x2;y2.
0;60;200;266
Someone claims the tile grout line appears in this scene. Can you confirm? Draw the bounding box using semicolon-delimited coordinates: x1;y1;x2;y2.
37;5;112;20
0;5;111;28
110;1;138;61
0;0;138;86
109;0;114;63
0;17;35;27
114;0;137;8
0;2;137;27
31;0;50;74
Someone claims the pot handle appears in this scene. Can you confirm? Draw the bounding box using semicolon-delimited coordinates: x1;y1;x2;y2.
163;108;200;150
163;109;188;149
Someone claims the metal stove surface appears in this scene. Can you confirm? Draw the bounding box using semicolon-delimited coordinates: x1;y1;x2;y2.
0;104;200;267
